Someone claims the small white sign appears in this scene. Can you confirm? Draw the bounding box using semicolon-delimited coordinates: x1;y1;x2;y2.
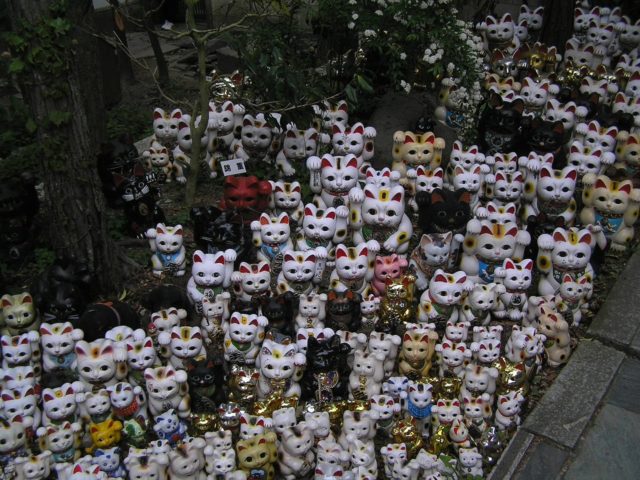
220;158;247;176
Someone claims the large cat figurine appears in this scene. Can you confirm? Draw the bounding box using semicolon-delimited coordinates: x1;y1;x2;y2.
231;262;272;305
275;248;326;296
232;113;279;164
187;249;236;314
479;13;519;52
417;270;469;324
295;203;349;253
307;154;359;209
251;212;294;264
349;184;413;255
580;174;640;251
460;220;530;284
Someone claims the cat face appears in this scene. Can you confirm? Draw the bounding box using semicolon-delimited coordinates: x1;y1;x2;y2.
342;410;375;440
466;284;501;312
191;250;226;287
497;391;524;416
559;274;589;301
145;142;170;168
272;407;297;434
574;7;599;33
236;434;276;469
437;339;470;367
515;19;528;42
544;99;582;132
589;176;633;215
418;232;452;266
280;423;314;456
82;390;111;417
107;381;139;410
485;202;517;224
428;270;467;305
501;259;533;291
149;307;186;334
375;254;407;284
154;409;181;434
471;337;501;364
527;120;564;155
204;429;233;451
208;100;239;136
209;449;236;474
393;131;441;167
579;77;610;102
625;71;640;97
494;172;523;203
153;108;182;143
299;292;327;319
319;154;359;193
75;339;119;384
42;383;79;420
490;50;518;78
483;13;515;42
1;386;37;420
432;399;461;424
491;152;519;174
305;411;330;438
93;446;121;472
419;188;471;232
618;16;640;49
564;39;595;68
236;262;271;295
335;243;369;280
271;181;302;210
144;365;187;400
476;223;519;262
616;133;640;167
282;250;317;282
40;321;83;356
314;99;348;130
365;167;400;188
568;143;609;176
537;166;577;202
407;380;433;407
151;224;183;254
1;365;35;390
1;293;36;330
282;126;308;161
259;338;301;380
331;122;370;157
361;184;406;228
227;313;264;343
303;204;338;241
1;333;35;366
583;121;618;152
241;114;273;151
521;77;551;109
451;142;485;170
586;22;615;46
256;212;290;245
453;165;482;193
519;5;543;31
126;334;156;371
414;166;444;193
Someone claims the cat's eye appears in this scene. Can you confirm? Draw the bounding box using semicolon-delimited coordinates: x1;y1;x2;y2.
598;196;606;202
368;208;377;215
614;199;623;204
387;210;396;216
502;245;511;250
327;175;335;181
344;175;352;181
482;243;493;249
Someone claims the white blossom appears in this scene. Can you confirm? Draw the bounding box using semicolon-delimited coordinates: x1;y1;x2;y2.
375;10;383;16
400;80;411;93
400;52;407;60
348;0;357;4
348;22;355;29
352;13;359;20
364;29;377;38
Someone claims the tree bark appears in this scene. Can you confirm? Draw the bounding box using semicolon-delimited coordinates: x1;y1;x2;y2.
143;0;170;87
540;0;574;55
6;0;124;293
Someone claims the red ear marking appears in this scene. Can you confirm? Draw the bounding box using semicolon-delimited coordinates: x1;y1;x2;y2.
505;226;518;237
346;157;358;169
365;189;376;199
391;192;403;202
259;263;270;273
215;254;225;265
480;225;493;236
404;135;414;144
505;259;516;269
352;125;364;135
618;182;632;194
594;179;608;190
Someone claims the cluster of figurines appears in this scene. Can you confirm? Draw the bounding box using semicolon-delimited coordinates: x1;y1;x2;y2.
3;2;640;480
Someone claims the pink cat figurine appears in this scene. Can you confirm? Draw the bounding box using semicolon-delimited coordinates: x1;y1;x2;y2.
372;255;409;296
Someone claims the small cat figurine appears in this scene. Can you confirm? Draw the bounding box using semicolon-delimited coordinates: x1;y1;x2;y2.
563;38;596;69
152;108;182;146
39;321;84;372
269;180;304;227
1;293;39;337
536;226;601;296
158;326;207;370
480;13;518;52
614;132;640;177
518;5;544;41
460;283;505;326
125;331;158;386
391;131;445;181
521;118;565;159
567;141;614;182
617;16;640;53
256;336;306;399
295;292;328;329
251;212;294;264
204;100;245;176
475;201;517;225
307;153;360;209
295;203;349;253
520;77;558;116
187;249;236;314
416;188;471;235
409;232;460;291
232;113;278;164
573;120;618;153
329;241;379;295
452;165;485;211
372;254;409;296
365;167;401;189
331;122;376;175
275;125;319;177
493;259;533;322
418;270;469;325
556;273;591;326
447;141;486;183
581;174;640;251
313;99;349;134
460;220;530;284
276;248;327;296
143;139;186;184
1;332;41;379
75;339;127;392
521;165;577;226
543;100;586;142
223;312;268;365
231;262;272;304
349;183;413;255
406;166;444;211
145;223;187;277
478;92;524;155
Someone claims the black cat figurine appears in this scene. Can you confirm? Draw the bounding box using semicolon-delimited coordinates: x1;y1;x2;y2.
97;133;139;208
261;292;297;338
479;92;524;155
325;289;362;332
186;356;222;412
416;188;471;235
300;334;352;402
190;205;253;264
520;118;565;165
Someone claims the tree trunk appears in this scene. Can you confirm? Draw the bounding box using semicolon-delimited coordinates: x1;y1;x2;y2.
6;0;124;293
143;0;170;87
540;0;574;55
111;3;136;83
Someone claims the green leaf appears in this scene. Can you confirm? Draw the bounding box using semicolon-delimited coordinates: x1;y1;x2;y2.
25;118;37;134
355;74;374;94
8;59;25;74
48;110;71;126
345;84;358;105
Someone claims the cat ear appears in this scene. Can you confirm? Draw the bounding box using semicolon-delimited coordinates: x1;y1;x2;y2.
455;273;467;284
376;257;385;265
153;108;164;120
431;191;445;204
259;262;270;273
391;189;403;202
504;259;516;270
552;230;568;242
215;253;225;265
278;212;290;225
628;136;639;145
505;226;518;237
457;190;472;204
364;187;376;199
322;155;335;169
352;124;364;135
325;209;336;220
521;259;534;271
562;273;573;283
144;338;153;348
173;225;183;236
495;172;506;182
618;181;632;194
243;117;253;127
578;276;590;285
540;166;552;178
193;250;204;263
404;135;414;144
239;263;251;274
305;252;317;263
346;155;359;169
564;168;577;181
472;165;482;175
433;168;444;179
284;252;296;263
594;178;608;190
332;125;343;136
170;109;182;120
304;205;314;217
434;271;448;283
454;165;465;175
480;225;494;236
286;129;297;138
336;245;348;259
487;203;497;213
259;213;271;226
338;100;348;112
156;224;167;234
453;141;461;151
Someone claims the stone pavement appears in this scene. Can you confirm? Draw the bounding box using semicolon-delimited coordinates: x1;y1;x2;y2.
489;250;640;480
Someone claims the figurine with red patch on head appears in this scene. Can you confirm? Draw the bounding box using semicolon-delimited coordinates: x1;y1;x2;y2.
145;223;187;277
219;175;272;224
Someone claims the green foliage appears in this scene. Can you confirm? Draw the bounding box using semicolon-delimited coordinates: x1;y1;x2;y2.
107;103;153;141
33;247;55;270
0;96;40;181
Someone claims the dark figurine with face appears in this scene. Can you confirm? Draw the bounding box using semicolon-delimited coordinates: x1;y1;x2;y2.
416;188;471;235
300;334;352;402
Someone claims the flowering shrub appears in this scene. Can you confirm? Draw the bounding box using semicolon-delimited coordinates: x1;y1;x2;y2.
316;0;485;139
